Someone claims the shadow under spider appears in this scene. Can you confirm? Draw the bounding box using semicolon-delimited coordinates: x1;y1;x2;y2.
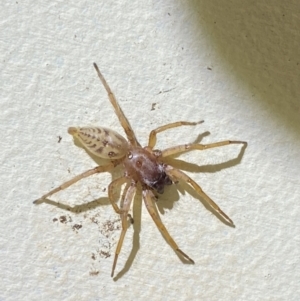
114;141;247;278
157;141;248;227
35;132;247;279
34;196;110;213
112;189;142;280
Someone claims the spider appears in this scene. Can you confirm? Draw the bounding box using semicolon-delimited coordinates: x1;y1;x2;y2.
34;63;247;277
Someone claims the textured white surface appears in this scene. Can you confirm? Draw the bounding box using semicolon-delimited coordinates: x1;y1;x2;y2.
1;1;300;300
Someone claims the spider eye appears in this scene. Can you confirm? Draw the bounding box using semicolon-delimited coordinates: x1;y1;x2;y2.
128;152;133;159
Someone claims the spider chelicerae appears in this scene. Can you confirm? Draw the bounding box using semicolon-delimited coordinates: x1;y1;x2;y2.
34;63;247;277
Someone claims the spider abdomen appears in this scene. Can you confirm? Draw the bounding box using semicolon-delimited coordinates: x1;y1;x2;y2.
68;126;128;159
124;147;172;193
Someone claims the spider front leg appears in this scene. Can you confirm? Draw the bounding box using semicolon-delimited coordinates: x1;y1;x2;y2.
143;189;195;264
161;140;247;157
33;162;118;203
93;63;140;147
148;120;204;149
111;183;136;277
166;166;234;226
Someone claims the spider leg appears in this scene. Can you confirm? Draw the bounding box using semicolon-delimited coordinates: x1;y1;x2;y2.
93;63;140;147
111;183;136;277
161;140;247;157
166;166;234;226
148;121;204;149
108;176;129;214
143;189;195;264
33;162;118;203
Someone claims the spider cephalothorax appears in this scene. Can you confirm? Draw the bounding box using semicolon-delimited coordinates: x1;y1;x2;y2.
123;147;172;194
34;63;247;277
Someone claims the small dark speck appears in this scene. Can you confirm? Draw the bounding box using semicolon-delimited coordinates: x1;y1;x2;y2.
91;216;98;224
59;216;67;223
91;253;96;260
59;215;72;223
90;270;99;276
157;87;175;95
151;103;157;111
168;13;171;16
53;218;58;222
207;67;212;70
57;136;62;143
72;224;82;231
99;250;110;258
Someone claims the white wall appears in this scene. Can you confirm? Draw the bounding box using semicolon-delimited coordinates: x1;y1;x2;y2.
1;1;299;300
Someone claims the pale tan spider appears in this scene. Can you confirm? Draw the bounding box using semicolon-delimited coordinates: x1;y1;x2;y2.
34;63;247;277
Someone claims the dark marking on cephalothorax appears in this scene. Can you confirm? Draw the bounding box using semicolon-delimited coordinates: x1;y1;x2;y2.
97;128;102;133
104;129;109;136
152;171;172;194
103;140;109;146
